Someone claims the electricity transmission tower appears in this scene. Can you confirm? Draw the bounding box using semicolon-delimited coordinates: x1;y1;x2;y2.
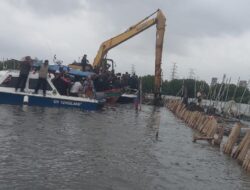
171;62;177;80
188;68;195;79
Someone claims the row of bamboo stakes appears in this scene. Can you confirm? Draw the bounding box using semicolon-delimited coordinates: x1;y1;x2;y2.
166;99;250;172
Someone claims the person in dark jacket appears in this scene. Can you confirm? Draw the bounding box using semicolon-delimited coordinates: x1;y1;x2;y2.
182;85;189;106
81;54;89;71
15;56;32;92
52;70;69;95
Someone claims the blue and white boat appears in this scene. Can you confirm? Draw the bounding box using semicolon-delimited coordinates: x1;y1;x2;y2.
117;88;139;104
0;70;105;111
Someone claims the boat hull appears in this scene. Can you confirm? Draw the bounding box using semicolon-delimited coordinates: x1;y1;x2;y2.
0;91;104;111
0;91;25;105
117;95;137;104
104;89;121;104
117;88;139;104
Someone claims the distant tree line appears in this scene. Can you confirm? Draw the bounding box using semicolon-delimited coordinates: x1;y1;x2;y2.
0;59;20;70
140;75;250;104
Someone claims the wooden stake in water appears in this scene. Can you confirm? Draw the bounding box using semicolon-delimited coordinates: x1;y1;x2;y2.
139;78;142;111
238;80;250;115
232;77;240;101
223;123;241;154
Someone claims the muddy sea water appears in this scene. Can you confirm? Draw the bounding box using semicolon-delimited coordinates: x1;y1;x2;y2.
0;104;250;190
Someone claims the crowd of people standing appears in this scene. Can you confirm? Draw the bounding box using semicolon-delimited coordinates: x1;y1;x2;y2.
13;55;139;98
14;56;95;98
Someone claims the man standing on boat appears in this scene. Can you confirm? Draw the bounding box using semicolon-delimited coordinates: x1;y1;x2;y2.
52;70;69;96
15;56;32;92
81;54;89;71
34;60;49;96
196;90;203;106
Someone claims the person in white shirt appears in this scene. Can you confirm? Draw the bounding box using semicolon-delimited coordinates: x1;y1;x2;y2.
197;91;202;106
70;77;83;97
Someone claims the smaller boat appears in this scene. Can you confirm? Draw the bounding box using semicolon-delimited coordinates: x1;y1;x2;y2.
117;88;139;104
0;70;105;111
103;88;122;104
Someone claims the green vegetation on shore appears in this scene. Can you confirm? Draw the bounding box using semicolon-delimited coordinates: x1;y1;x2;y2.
141;75;250;104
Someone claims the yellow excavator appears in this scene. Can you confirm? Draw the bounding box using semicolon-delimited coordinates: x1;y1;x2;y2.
70;9;166;101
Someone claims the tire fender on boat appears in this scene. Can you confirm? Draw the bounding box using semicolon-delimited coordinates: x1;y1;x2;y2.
23;95;29;105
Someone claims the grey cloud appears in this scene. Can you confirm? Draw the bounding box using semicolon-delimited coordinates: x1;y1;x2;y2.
86;0;250;36
86;0;250;56
165;0;250;37
7;0;85;17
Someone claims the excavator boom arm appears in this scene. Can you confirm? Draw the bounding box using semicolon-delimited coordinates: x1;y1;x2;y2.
154;10;166;99
92;9;166;103
93;9;166;68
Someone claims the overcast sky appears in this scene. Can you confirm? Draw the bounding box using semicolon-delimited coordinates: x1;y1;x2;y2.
1;0;250;83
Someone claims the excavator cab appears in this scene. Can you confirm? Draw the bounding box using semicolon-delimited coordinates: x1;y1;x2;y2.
68;60;93;72
99;58;114;73
68;62;82;71
69;58;114;73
